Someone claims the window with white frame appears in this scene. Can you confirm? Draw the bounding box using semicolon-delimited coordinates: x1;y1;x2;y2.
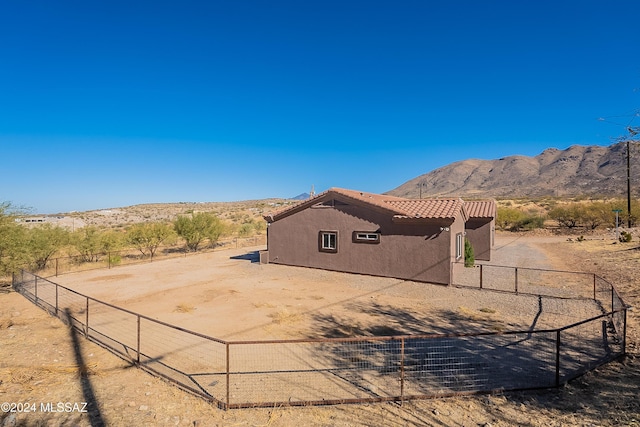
455;232;463;260
353;231;380;244
319;231;338;253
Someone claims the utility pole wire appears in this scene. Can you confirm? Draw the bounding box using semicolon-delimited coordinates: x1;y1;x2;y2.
624;126;639;228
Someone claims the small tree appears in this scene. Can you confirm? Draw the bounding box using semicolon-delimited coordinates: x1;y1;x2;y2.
0;203;31;275
72;226;107;262
464;238;475;267
174;212;226;252
127;222;175;257
27;224;70;270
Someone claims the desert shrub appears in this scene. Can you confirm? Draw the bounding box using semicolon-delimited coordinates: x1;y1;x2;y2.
496;207;524;231
71;227;104;262
620;231;632;243
549;205;582;228
511;214;545;231
108;253;122;266
464;238;475;267
237;223;254;238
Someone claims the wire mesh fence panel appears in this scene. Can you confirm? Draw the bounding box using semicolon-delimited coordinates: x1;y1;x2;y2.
15;271;37;300
86;300;139;360
476;265;517;292
32;277;58;315
402;333;558;397
558;316;624;383
56;286;88;320
454;264;482;288
515;269;593;299
533;297;604;330
227;339;402;407
138;318;227;403
594;275;618;314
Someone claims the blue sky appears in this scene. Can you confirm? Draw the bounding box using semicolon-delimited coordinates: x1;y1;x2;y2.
1;1;639;214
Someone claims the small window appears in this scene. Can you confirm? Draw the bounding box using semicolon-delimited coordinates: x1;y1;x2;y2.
319;231;338;253
455;232;463;260
353;231;380;244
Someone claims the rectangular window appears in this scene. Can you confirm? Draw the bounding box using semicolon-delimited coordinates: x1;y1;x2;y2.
456;232;463;260
319;231;338;253
353;231;380;244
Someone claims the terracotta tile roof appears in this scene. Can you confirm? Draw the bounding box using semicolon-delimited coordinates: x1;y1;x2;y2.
464;200;496;218
385;199;467;220
264;188;469;222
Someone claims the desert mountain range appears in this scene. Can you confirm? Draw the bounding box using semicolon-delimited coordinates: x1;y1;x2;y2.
387;142;638;199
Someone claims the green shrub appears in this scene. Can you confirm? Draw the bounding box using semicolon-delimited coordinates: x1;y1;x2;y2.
619;231;632;243
464;238;475;268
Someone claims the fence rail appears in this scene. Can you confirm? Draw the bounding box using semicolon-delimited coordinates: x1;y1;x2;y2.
12;263;628;410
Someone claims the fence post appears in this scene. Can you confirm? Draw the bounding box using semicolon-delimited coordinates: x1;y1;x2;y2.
136;315;141;364
55;258;59;277
108;252;111;269
85;297;89;337
35;275;38;305
55;284;59;316
623;309;628;355
593;274;596;300
226;343;230;410
400;337;405;406
479;264;483;289
514;267;518;293
555;330;561;387
611;286;615;314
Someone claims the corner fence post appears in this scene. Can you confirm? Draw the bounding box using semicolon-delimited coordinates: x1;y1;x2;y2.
55;283;59;316
55;258;59;277
555;330;561;387
479;264;483;289
35;275;38;305
514;267;518;293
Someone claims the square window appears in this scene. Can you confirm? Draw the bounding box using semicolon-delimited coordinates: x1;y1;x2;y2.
319;231;338;253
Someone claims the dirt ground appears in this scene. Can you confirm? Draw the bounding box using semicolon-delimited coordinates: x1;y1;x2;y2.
1;231;639;426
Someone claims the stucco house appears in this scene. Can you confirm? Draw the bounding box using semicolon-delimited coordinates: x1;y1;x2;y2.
263;188;496;285
463;200;496;262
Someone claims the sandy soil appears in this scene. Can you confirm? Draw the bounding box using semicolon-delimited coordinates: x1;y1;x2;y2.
1;232;639;426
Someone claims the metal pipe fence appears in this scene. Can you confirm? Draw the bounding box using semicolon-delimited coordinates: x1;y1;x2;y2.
12;265;628;410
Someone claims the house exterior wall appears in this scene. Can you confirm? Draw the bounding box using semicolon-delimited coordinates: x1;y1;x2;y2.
267;202;458;285
465;218;495;261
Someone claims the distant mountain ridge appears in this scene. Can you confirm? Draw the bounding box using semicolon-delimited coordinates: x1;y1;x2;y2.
387;142;636;199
